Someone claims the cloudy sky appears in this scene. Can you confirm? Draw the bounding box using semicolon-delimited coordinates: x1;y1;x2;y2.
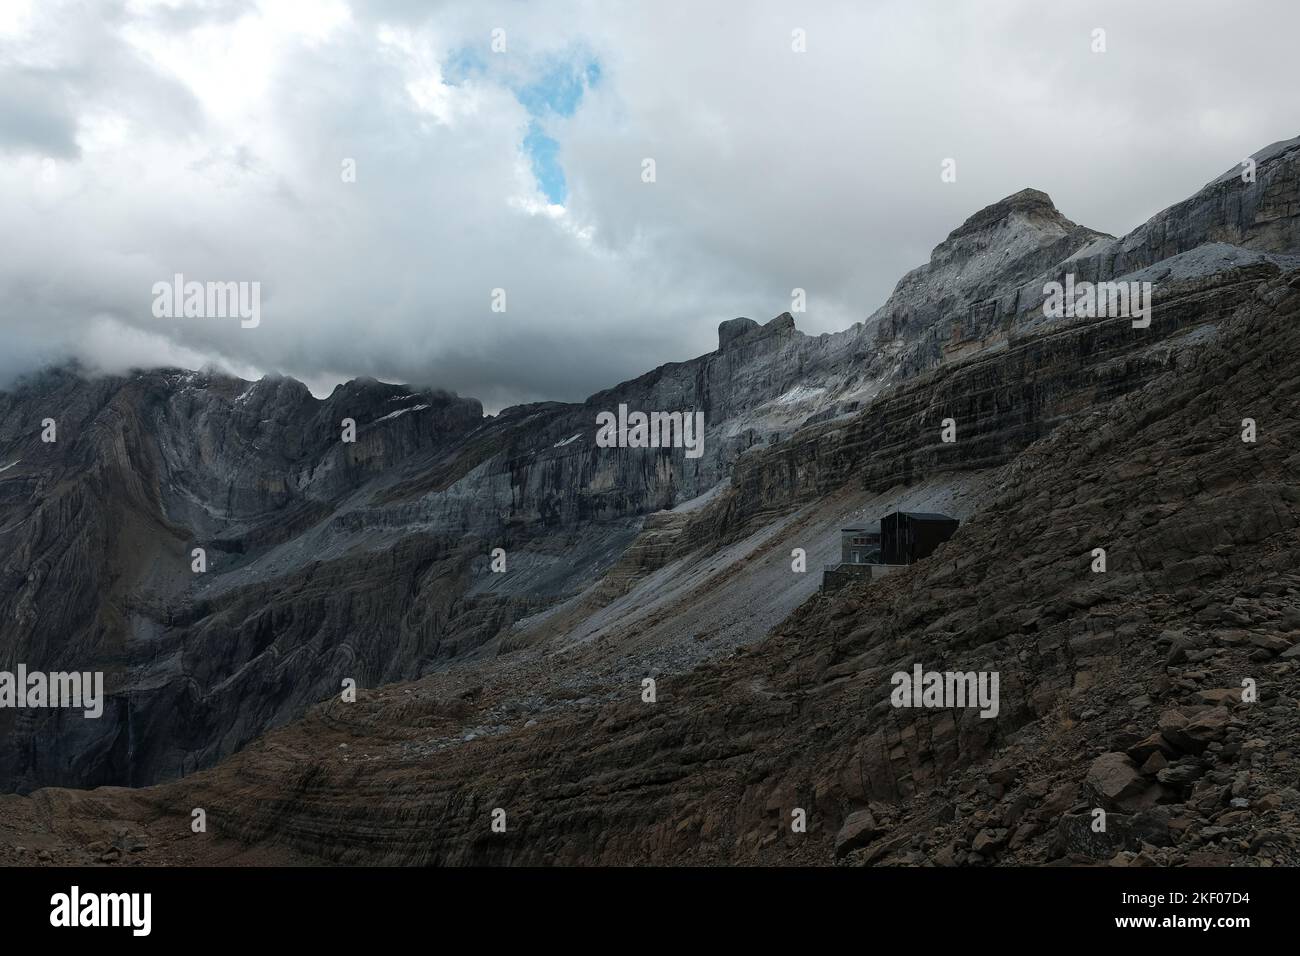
2;0;1298;410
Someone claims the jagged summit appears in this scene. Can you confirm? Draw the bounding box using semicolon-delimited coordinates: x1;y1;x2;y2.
946;187;1090;243
1003;186;1055;206
717;312;798;352
862;185;1110;370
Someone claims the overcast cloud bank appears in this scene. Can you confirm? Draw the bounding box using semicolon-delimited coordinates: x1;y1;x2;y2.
2;0;1298;409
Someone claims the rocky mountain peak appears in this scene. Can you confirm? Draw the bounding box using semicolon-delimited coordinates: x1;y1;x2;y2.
717;316;758;350
717;312;799;352
863;185;1108;365
945;187;1078;242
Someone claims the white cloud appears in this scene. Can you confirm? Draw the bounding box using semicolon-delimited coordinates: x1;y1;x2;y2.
1;0;1299;406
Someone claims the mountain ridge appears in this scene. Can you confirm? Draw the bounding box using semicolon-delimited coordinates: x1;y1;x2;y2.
2;134;1299;801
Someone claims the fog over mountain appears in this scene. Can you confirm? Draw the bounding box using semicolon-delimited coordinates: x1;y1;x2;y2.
3;0;1300;409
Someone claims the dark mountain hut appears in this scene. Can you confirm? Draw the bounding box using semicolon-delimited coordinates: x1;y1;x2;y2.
879;511;959;565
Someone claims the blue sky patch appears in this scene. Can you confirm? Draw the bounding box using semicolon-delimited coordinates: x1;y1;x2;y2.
515;56;601;204
440;47;600;205
516;58;601;118
523;122;566;204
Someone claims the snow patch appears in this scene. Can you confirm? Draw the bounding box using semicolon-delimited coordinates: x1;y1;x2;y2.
373;404;429;423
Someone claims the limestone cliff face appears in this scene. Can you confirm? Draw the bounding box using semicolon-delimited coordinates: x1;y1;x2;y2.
692;259;1285;552
2;135;1299;796
0;371;487;789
